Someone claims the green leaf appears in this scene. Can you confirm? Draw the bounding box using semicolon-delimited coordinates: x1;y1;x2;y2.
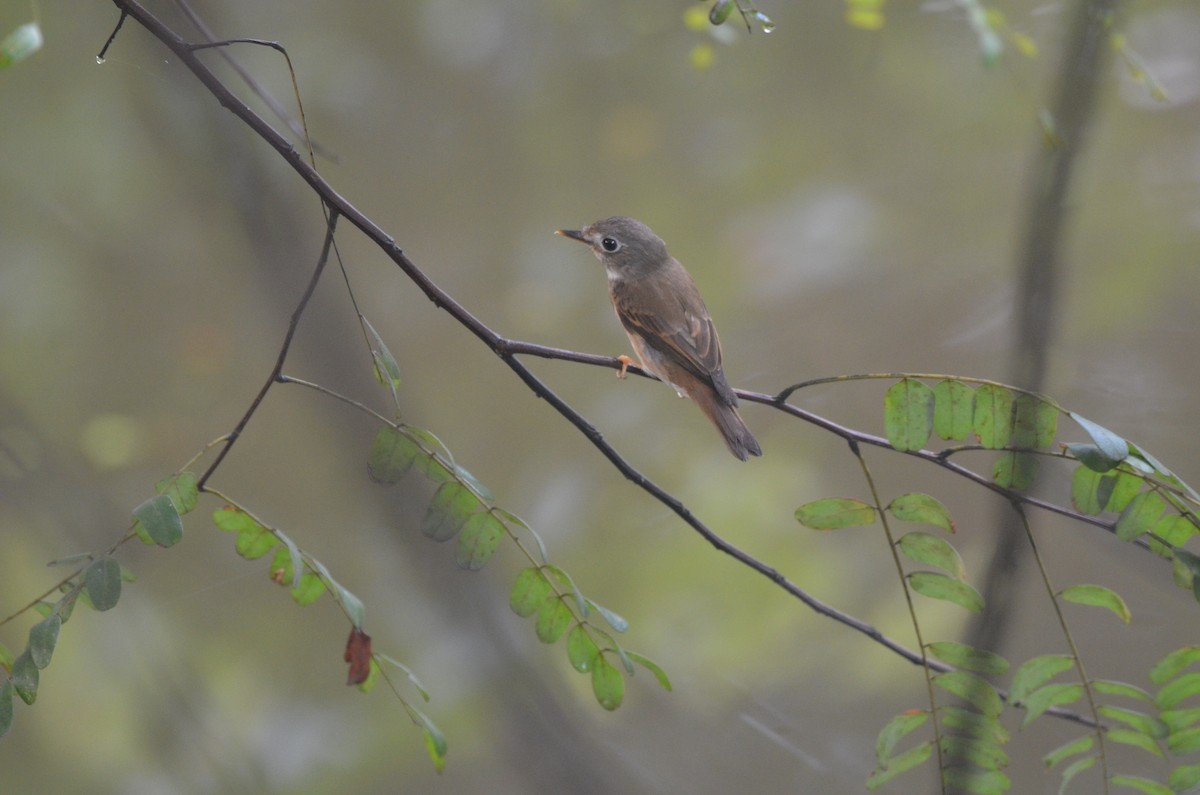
1115;490;1165;542
972;384;1014;449
235;527;277;560
535;597;572;644
567;624;599;672
940;705;1009;744
993;451;1038;490
212;506;265;533
84;557;122;611
1013;393;1057;448
884;378;934;451
1151;646;1200;685
1092;679;1153;702
155;471;199;514
1021;683;1082;728
933;379;974;440
1104;471;1145;513
1169;733;1200;765
1010;654;1074;704
866;742;932;790
290;571;326;606
1161;707;1200;732
1109;775;1174;795
1065;442;1120;472
420;481;480;542
795;497;876;530
1059;584;1130;623
1059;755;1099;791
1097;705;1168;739
591;656;624;710
1149;515;1197;556
897;533;966;579
509;567;551;618
1071;464;1120;516
12;651;38;705
362;315;402;393
932;671;1003;717
455;511;504;571
927;641;1008;676
28;614;61;669
276;530;304;588
1168;765;1200;793
269;546;295;587
888;493;955;533
0;23;42;69
1070;413;1128;463
907;571;983;612
875;710;929;764
367;425;418;484
415;708;447;773
626;651;672;691
133;494;183;548
1043;735;1093;768
0;678;12;739
1156;672;1200;710
0;642;12;671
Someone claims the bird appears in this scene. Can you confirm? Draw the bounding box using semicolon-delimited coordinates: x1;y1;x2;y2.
556;216;762;461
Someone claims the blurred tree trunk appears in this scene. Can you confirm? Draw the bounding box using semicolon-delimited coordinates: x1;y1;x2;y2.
954;0;1119;791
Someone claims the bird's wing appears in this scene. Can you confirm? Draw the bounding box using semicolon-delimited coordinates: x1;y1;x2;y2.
612;263;737;405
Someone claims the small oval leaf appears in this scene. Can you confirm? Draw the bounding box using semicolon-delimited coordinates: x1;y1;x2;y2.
368;426;417;484
455;512;505;571
933;379;975;441
28;614;61;669
795;498;876;530
591;656;625;711
884;378;934;452
1060;584;1131;623
908;572;983;612
888;493;955;533
509;567;551;618
133;493;183;548
897;533;966;579
84;558;122;611
875;710;929;764
973;384;1014;449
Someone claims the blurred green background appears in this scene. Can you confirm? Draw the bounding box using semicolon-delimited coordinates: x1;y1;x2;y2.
2;1;1199;792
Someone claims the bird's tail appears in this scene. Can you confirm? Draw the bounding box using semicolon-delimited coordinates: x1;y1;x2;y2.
698;399;763;461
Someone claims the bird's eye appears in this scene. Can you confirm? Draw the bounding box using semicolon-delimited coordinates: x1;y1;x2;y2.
601;237;620;253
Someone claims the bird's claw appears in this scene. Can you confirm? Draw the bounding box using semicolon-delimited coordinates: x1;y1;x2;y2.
616;355;639;379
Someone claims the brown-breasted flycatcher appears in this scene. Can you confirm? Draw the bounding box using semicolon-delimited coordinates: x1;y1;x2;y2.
556;216;762;461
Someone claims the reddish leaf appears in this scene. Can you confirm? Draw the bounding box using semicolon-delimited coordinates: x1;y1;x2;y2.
344;627;373;686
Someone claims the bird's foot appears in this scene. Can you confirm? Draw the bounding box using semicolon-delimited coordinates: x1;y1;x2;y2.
616;355;640;379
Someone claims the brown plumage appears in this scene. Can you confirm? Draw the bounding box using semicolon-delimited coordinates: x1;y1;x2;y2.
556;216;762;461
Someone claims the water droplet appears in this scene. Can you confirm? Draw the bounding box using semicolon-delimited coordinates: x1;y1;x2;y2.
95;55;105;65
755;11;776;32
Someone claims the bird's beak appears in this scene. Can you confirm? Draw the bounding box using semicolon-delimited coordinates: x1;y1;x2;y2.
555;228;587;243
